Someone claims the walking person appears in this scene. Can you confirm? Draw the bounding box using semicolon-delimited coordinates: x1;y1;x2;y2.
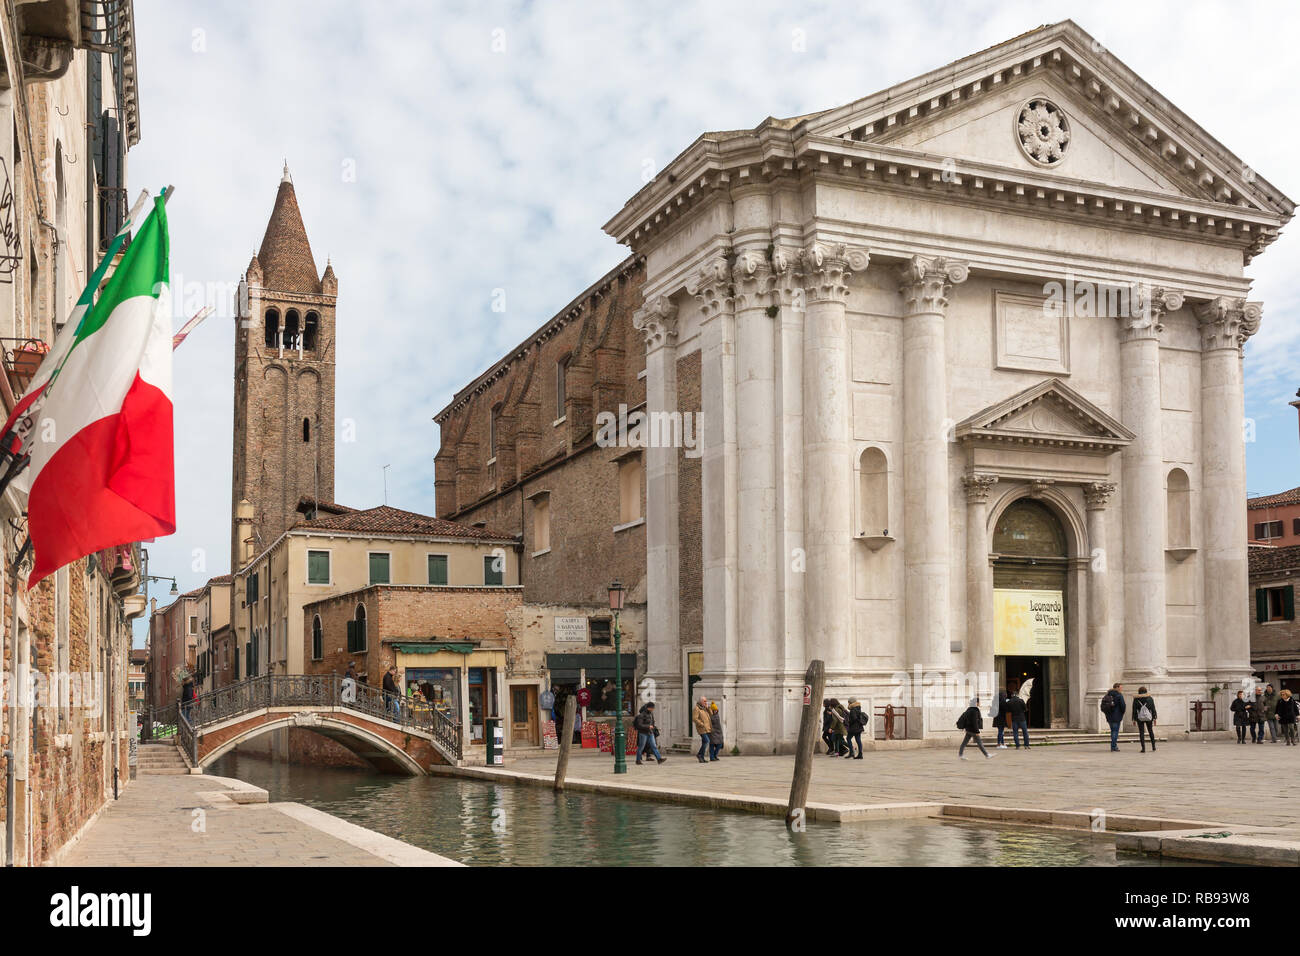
1006;690;1030;749
341;662;358;703
1276;690;1299;746
1132;686;1157;753
827;699;850;756
693;698;713;763
1263;684;1281;743
382;666;402;721
992;688;1010;750
957;696;993;760
1230;690;1250;743
821;699;835;755
845;699;867;759
1249;685;1265;743
633;702;667;765
1101;682;1125;752
708;701;724;761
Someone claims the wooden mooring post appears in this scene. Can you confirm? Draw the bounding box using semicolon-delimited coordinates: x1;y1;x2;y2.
786;660;826;831
553;695;577;792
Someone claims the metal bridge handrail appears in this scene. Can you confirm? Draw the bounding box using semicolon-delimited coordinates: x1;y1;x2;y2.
182;673;462;760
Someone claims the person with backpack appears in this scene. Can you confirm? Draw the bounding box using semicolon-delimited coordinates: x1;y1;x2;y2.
956;696;992;760
1230;689;1250;743
1006;690;1029;749
633;702;666;765
1131;686;1157;753
845;699;867;759
1100;682;1125;752
1276;689;1299;746
827;699;851;756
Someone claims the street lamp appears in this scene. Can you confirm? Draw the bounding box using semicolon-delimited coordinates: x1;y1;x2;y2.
608;580;627;774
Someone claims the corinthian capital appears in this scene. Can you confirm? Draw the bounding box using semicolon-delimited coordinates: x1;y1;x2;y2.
1083;481;1117;511
1195;296;1264;352
961;471;999;504
632;295;679;352
897;255;969;315
798;242;869;305
1120;285;1183;342
686;254;733;320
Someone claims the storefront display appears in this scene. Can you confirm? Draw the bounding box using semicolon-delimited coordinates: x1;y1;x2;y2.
404;667;460;723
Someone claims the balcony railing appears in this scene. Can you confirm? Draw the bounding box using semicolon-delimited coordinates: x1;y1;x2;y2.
1;337;49;394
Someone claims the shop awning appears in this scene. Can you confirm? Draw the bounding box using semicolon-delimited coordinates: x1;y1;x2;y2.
393;642;476;654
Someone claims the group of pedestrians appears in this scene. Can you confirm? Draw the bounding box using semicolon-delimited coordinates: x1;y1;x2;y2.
692;698;725;762
820;699;867;758
1230;683;1300;745
1099;683;1158;752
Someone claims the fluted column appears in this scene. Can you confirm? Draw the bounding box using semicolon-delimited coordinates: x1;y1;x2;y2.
899;256;968;672
1196;296;1262;674
1119;288;1181;677
690;257;739;687
1084;481;1117;696
633;295;680;700
962;472;998;677
801;243;868;670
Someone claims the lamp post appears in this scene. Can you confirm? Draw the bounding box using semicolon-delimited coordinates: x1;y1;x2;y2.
609;580;627;774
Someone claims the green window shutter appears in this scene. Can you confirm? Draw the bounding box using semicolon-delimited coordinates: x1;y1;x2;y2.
484;554;503;586
1257;588;1270;624
428;554;448;585
369;553;390;585
1285;585;1296;622
307;550;330;584
346;620;357;653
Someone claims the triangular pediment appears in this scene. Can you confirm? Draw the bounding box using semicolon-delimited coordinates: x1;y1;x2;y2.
804;20;1292;217
956;379;1134;452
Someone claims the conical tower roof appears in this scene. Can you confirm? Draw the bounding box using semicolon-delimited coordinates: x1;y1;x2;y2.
257;164;321;294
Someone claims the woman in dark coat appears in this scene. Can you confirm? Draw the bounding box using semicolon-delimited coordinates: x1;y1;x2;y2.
827;699;850;756
1230;690;1250;744
707;702;723;761
1276;690;1300;746
821;700;835;756
845;699;867;759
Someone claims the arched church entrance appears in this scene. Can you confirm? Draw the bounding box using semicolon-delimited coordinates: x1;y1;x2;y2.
992;498;1070;728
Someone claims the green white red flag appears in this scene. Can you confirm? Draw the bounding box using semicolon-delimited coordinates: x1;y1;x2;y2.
0;190;174;586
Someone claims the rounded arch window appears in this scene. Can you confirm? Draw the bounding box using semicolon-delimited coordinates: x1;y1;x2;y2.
264;308;280;349
311;615;323;661
283;309;301;349
993;498;1067;558
303;311;319;350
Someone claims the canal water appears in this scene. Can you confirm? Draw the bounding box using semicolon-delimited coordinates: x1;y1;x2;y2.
208;752;1198;866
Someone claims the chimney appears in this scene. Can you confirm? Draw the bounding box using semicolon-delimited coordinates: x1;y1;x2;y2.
236;498;255;567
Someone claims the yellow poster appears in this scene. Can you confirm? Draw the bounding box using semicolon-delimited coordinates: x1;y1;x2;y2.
993;589;1065;657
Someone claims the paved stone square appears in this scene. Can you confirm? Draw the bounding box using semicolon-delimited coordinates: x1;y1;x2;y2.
58;773;452;866
494;737;1300;829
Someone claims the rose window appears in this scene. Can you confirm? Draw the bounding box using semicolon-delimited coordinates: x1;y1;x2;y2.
1016;99;1070;166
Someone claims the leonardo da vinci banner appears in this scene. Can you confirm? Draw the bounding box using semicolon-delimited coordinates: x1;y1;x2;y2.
993;589;1066;657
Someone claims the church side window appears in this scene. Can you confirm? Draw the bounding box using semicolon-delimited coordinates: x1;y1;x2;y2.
304;311;319;350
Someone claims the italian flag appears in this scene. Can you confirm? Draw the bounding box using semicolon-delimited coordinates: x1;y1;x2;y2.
2;191;174;586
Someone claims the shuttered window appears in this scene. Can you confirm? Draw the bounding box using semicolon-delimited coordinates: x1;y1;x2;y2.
307;550;330;584
428;554;448;585
1257;586;1296;623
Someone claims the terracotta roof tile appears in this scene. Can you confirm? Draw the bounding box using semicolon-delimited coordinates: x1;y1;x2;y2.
257;176;321;295
298;503;514;541
1248;486;1300;509
1250;543;1300;575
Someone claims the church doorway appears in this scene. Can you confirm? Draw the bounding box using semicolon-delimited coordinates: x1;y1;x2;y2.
993;498;1070;728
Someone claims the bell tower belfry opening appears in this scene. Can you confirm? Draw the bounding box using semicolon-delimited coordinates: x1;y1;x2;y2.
231;165;338;572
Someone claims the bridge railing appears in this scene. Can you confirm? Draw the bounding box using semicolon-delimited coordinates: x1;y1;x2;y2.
177;708;197;766
185;674;463;760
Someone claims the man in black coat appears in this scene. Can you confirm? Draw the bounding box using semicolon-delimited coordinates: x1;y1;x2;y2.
957;697;993;760
1101;682;1125;752
1006;691;1030;749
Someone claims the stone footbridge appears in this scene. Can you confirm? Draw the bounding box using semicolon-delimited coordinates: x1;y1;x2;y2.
152;674;463;774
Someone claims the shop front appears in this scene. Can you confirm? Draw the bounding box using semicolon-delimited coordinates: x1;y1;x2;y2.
545;653;637;746
391;641;507;753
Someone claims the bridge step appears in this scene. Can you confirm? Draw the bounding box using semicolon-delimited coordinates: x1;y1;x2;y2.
138;742;189;774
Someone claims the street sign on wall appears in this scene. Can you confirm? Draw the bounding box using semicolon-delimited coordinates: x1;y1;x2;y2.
555;616;588;643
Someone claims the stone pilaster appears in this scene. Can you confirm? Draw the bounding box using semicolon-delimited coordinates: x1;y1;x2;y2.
961;471;998;677
1196;296;1262;675
688;255;738;717
632;294;681;721
1084;480;1117;700
801;243;868;672
1119;287;1181;678
898;255;968;672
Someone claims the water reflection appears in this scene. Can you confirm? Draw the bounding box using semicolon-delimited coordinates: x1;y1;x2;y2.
208;752;1197;867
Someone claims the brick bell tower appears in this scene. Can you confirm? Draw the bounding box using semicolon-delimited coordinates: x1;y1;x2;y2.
231;164;337;571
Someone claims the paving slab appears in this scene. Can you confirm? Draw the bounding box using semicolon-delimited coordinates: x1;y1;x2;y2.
56;773;460;867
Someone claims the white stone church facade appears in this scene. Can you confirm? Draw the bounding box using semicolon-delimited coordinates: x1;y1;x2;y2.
604;20;1293;748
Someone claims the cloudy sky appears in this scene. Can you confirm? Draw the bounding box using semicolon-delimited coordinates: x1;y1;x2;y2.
128;0;1300;636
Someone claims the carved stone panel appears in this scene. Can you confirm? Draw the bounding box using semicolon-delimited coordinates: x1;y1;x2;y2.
994;290;1070;375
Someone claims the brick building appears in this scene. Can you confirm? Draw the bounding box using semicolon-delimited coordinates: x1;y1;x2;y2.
435;255;681;742
1248;487;1300;547
0;0;145;864
1250;545;1300;692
